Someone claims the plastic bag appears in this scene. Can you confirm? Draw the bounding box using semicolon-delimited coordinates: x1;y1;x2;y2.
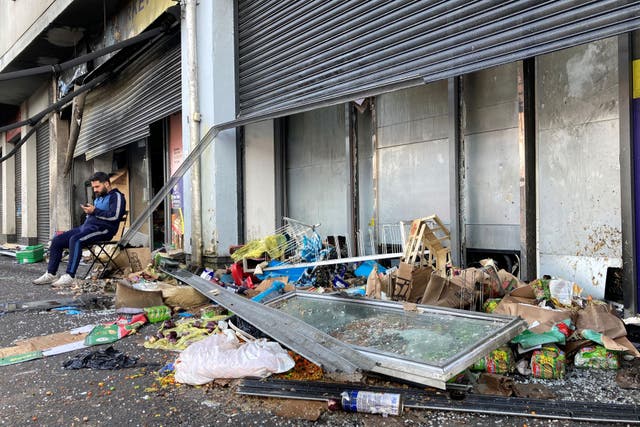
510;319;573;349
530;279;551;301
84;314;147;346
63;346;138;370
230;234;287;261
548;279;574;306
174;331;295;385
531;345;565;379
574;345;619;370
471;346;515;374
143;305;171;323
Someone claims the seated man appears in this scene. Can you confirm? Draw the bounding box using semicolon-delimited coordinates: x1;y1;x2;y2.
33;171;126;286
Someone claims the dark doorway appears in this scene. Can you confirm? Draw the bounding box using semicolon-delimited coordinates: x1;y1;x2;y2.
149;120;169;250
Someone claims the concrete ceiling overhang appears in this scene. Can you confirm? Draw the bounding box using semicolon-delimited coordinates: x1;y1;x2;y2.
0;0;127;107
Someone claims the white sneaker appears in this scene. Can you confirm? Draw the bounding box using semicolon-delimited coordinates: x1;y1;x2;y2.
33;272;57;285
52;273;75;286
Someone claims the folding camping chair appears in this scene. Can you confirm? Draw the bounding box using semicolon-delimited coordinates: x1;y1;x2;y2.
84;211;128;279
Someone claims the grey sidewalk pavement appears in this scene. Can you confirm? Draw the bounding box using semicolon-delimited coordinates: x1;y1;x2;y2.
0;255;633;426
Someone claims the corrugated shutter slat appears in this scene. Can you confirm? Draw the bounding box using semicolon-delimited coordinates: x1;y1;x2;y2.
75;33;181;160
36;122;50;244
237;0;640;119
15;147;21;238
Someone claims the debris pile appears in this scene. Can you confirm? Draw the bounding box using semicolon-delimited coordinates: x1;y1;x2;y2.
3;213;638;423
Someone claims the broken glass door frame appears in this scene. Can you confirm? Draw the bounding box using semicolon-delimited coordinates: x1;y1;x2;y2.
267;292;527;389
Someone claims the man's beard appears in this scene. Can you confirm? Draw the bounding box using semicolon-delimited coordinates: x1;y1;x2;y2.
95;189;108;197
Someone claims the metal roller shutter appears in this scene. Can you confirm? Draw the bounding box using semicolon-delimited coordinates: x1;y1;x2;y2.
15;147;21;239
75;32;181;160
237;0;640;119
36;122;50;244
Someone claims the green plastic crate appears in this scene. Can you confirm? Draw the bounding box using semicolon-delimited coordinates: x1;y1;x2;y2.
16;244;44;264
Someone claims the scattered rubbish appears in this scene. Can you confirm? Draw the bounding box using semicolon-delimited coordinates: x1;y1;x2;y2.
63;346;138;370
616;358;640;389
0;351;43;366
0;327;92;365
174;330;294;385
51;306;83;315
0;297;80;312
574;345;619;370
354;260;386;277
84;314;147;346
42;340;88;357
273;350;323;381
472;373;514;397
158;362;175;376
531;345;566;379
115;281;164;310
510;319;573;350
144;317;225;351
251;280;285;303
166;269;375;377
143;305;171;323
340;390;403;416
471;346;515;374
177;312;194;318
511;382;556;399
237;378;640;423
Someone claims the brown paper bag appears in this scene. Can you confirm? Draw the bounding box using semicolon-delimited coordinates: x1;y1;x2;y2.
493;298;572;333
576;303;627;339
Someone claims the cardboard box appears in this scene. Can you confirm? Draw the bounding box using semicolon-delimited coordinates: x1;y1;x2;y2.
392;262;432;302
114;247;152;273
421;272;475;308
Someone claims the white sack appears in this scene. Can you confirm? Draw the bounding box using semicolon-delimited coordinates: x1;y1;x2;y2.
174;330;295;385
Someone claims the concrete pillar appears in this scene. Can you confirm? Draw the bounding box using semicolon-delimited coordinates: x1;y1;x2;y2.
50;78;71;233
181;0;238;263
244;120;276;241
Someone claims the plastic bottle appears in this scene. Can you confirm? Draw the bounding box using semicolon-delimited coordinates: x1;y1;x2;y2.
340;390;403;416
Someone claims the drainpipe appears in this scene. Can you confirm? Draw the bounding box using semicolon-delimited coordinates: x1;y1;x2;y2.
185;0;202;265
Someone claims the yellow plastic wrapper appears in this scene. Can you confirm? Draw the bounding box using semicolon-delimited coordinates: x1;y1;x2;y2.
144;317;227;351
231;234;287;261
482;298;501;313
471;346;515;374
531;345;566;379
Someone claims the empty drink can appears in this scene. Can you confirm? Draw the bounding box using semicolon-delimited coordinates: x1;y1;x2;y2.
340;390;403;416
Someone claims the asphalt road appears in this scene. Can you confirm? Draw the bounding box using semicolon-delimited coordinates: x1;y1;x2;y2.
0;255;635;426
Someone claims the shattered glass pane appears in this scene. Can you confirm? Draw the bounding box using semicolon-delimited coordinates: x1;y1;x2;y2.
271;295;507;367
